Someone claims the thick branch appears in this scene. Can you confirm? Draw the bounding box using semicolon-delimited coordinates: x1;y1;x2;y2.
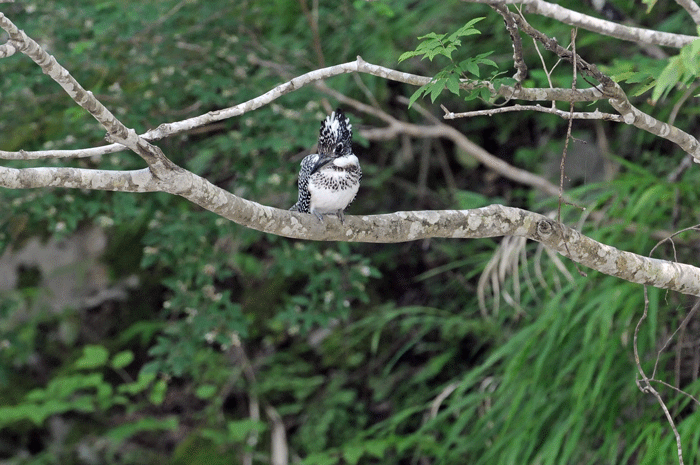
492;1;528;81
1;165;698;296
155;197;700;297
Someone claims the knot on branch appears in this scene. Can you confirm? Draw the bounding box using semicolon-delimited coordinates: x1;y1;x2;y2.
536;218;555;238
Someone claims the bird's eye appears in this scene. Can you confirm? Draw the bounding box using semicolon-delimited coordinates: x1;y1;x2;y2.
335;142;343;154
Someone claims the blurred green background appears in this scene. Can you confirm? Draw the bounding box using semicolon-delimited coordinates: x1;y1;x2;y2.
1;0;700;463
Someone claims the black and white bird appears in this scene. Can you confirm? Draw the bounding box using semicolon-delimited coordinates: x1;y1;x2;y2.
290;109;362;223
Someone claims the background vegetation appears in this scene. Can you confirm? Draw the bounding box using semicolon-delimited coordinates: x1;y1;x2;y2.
1;0;700;463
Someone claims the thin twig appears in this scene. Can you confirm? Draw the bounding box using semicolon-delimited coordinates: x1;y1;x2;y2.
635;286;686;465
556;28;586;277
441;103;623;121
652;299;700;380
649;378;700;407
558;29;577;222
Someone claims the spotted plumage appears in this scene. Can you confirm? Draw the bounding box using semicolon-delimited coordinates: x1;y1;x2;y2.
290;109;362;223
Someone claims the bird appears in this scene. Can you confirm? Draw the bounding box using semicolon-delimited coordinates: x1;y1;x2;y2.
290;109;362;223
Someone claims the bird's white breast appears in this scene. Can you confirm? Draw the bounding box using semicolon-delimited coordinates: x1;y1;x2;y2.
307;155;360;213
308;181;359;213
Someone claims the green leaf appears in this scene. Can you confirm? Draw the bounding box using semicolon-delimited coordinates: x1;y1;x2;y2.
398;50;423;63
400;19;485;64
623;71;653;84
226;419;267;442
429;79;447;102
408;85;428;108
111;350;135;369
652;60;682;102
118;371;157;395
651;38;700;102
195;384;218;399
364;439;390;458
631;79;657;97
416;32;445;41
342;445;364;465
75;345;110;370
445;74;461;95
106;417;178;445
464;61;481;77
447;17;485;42
455;190;494;209
149;378;167;405
300;452;338;465
478;58;498;68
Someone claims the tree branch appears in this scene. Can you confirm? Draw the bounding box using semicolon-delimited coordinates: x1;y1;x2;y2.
0;166;160;192
0;12;178;177
441;103;624;121
463;0;697;48
675;0;700;25
0;39;19;58
3;161;698;296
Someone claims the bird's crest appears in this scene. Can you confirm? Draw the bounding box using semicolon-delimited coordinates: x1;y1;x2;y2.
317;109;352;157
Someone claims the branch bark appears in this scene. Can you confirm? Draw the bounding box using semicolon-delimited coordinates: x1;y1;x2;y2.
2;163;699;296
675;0;700;25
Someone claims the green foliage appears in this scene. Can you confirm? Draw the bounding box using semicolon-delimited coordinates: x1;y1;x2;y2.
0;343;172;450
271;242;380;331
604;56;664;97
2;0;700;463
105;417;179;445
398;19;485;63
603;34;700;104
399;18;501;107
652;39;700;102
